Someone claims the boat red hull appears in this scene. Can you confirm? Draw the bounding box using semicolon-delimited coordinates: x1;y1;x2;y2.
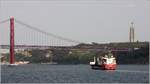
102;64;117;70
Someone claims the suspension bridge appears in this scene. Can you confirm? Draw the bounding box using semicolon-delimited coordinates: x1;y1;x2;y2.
0;17;129;65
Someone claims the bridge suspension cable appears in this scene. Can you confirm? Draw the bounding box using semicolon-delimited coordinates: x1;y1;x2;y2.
0;19;9;24
15;19;83;45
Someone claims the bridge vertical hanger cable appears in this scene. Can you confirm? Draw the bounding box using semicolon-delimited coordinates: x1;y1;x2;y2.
14;19;83;45
0;19;9;46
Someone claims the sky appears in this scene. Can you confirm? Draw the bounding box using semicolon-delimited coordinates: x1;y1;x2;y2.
0;0;150;44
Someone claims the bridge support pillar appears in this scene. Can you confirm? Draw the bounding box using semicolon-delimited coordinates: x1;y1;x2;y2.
10;17;15;64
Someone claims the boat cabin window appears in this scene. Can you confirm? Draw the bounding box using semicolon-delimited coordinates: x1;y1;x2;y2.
102;59;106;63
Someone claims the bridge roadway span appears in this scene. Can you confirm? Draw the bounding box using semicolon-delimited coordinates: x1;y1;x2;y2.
0;45;130;52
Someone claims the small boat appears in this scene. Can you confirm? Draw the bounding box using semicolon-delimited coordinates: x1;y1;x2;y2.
90;51;117;70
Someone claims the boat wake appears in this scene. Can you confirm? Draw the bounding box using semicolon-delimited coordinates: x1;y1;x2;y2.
114;70;149;74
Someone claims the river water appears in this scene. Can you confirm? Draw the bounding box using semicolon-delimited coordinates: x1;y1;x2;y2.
1;64;149;83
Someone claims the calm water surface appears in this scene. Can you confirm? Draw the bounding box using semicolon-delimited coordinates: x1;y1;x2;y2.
1;64;149;83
